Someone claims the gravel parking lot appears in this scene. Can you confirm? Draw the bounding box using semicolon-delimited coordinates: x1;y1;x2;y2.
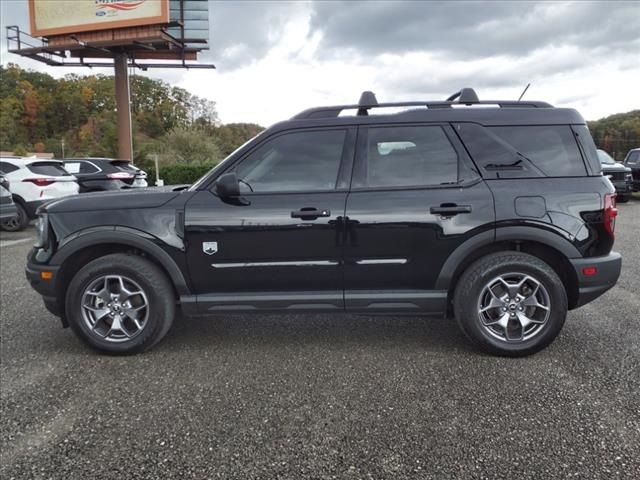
1;199;639;479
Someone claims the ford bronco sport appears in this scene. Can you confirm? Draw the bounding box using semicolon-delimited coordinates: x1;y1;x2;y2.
26;89;622;356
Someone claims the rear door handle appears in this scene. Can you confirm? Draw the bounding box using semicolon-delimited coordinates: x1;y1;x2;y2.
291;207;331;220
430;204;472;216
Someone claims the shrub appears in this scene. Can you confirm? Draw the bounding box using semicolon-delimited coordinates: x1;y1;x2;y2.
146;162;217;186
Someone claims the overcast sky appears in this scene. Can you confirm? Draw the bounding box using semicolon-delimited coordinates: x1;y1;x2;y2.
1;0;639;126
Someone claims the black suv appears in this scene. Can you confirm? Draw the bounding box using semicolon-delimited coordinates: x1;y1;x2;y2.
63;158;148;192
597;149;632;202
623;148;640;191
26;89;622;356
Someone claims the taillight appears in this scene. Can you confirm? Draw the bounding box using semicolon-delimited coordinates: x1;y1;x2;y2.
603;193;617;238
23;178;57;187
107;172;134;180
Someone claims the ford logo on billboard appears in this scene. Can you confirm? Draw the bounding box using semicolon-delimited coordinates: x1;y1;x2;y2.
96;11;106;17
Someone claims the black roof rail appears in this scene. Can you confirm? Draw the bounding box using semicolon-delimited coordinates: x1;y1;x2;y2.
292;88;553;120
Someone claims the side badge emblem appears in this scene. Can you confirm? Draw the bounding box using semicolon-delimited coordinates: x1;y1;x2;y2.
202;241;218;255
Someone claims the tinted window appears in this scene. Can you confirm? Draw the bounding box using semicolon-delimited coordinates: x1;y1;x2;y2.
28;162;70;177
80;162;100;174
0;161;19;174
572;125;601;175
234;130;346;193
365;126;458;187
111;161;138;172
490;126;587;176
627;151;640;165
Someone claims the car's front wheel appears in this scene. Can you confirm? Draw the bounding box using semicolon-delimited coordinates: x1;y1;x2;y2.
65;253;175;354
453;252;567;357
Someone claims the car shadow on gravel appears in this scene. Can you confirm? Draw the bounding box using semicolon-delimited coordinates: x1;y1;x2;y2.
158;313;474;355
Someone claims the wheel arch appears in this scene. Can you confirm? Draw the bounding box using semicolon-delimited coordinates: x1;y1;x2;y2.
437;227;581;311
51;228;190;316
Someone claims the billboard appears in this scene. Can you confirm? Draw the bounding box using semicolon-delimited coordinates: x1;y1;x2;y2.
29;0;170;37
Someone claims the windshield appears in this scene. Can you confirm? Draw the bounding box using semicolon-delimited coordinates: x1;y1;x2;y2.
596;149;616;165
626;151;639;165
188;131;265;191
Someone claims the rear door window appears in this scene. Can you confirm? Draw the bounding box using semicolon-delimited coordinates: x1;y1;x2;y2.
28;162;71;177
361;125;459;188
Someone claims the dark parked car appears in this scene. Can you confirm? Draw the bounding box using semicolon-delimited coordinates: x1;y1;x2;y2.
597;149;632;202
26;88;621;357
63;158;148;193
623;148;640;192
0;175;18;225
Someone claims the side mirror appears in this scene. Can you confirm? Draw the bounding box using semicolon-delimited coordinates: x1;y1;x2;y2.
214;172;250;205
215;172;241;198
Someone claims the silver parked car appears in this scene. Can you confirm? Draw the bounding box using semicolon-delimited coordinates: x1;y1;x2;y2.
0;175;18;227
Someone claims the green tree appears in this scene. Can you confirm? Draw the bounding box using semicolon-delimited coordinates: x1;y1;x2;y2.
159;127;221;164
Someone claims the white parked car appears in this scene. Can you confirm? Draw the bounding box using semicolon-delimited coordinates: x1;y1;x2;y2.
0;157;79;231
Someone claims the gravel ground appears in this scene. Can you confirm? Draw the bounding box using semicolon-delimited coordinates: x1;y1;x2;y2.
1;199;639;479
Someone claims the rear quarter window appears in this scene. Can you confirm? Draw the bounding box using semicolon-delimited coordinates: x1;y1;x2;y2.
490;126;587;177
28;162;71;177
456;124;588;178
0;161;20;174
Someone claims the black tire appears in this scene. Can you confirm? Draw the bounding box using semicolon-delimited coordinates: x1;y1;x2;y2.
617;194;630;203
0;202;29;231
65;253;175;354
453;252;567;357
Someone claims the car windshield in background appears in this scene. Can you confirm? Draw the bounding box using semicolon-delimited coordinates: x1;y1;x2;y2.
28;162;71;176
626;151;639;165
597;150;616;165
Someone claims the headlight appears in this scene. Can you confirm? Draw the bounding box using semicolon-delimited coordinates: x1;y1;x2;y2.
34;214;49;249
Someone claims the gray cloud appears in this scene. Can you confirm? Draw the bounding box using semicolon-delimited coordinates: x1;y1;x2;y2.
204;0;306;70
309;1;640;59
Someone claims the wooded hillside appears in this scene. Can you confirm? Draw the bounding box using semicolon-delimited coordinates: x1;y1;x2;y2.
0;64;263;168
588;110;640;161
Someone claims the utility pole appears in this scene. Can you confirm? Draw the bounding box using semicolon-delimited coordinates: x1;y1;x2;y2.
61;138;65;159
114;53;133;162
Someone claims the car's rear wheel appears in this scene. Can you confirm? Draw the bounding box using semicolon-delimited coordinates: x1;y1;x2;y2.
1;202;29;231
617;194;630;203
65;253;175;354
453;252;567;357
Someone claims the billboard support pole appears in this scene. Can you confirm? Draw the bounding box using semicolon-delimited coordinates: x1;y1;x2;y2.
114;52;133;162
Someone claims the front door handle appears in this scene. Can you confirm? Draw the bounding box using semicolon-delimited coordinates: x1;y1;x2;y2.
430;204;472;216
291;207;331;220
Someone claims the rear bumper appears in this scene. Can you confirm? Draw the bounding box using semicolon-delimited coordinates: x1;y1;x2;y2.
570;252;622;308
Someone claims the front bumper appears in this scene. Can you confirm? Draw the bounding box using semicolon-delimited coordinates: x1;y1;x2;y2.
570;252;622;308
610;180;632;196
26;249;64;319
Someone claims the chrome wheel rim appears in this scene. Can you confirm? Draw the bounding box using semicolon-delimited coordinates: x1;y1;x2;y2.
477;273;551;343
81;275;149;343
